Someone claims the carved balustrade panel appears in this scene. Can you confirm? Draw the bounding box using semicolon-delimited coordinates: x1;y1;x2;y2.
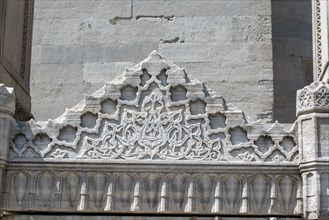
3;168;302;216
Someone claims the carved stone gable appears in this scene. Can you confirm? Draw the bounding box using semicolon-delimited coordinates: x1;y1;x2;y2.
1;51;306;217
10;51;297;163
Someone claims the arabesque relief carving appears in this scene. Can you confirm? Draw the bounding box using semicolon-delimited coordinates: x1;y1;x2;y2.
297;81;329;115
9;51;298;162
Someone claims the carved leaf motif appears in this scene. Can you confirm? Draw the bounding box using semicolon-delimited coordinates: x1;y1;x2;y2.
249;175;270;213
298;88;312;109
90;173;107;209
143;174;161;210
222;175;242;213
316;86;329;106
78;89;224;161
37;171;55;207
196;175;214;211
169;175;187;211
63;173;81;208
115;174;134;210
13;172;29;207
278;176;297;213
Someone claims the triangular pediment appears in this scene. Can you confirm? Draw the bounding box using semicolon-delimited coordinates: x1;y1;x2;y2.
10;51;297;162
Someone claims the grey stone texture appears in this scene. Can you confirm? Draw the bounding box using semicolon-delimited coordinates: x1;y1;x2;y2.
2;52;303;218
272;0;313;122
31;0;274;122
0;0;34;120
1;51;328;219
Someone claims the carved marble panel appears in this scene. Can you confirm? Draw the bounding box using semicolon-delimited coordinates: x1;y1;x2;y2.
9;51;298;163
0;51;308;217
2;169;302;216
297;81;329;115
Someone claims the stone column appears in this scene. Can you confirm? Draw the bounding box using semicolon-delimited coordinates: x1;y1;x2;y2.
0;84;15;216
312;0;329;81
297;81;329;219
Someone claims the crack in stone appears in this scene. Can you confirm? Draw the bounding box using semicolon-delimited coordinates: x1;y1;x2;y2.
109;16;132;25
160;37;183;43
136;15;175;21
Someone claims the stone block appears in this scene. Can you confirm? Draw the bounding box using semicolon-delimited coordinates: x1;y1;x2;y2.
178;62;272;84
272;0;312;25
273;38;312;60
250;0;271;15
159;43;212;63
32;18;85;45
83;62;134;84
40;43;159;64
31;83;101;120
34;0;132;19
318;118;329;157
31;45;42;64
297;81;329;116
30;64;84;85
247;43;273;62
0;84;15;116
133;0;250;17
80;18;179;45
211;43;248;67
230;16;272;43
272;20;312;41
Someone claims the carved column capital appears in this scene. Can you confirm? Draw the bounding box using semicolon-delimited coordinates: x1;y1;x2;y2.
296;81;329;116
0;84;15;116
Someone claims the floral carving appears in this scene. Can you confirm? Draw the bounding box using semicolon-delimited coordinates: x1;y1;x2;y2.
297;81;329;115
9;51;297;162
315;86;329;107
78;89;223;160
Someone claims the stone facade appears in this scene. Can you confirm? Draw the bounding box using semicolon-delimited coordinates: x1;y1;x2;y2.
1;0;328;219
272;0;313;122
0;51;328;219
0;0;34;120
0;52;298;217
30;0;314;123
31;0;274;122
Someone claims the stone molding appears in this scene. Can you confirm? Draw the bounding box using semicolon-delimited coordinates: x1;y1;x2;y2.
312;0;329;81
296;81;329;116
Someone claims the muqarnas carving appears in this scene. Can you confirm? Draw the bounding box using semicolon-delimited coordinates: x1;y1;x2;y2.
10;51;297;162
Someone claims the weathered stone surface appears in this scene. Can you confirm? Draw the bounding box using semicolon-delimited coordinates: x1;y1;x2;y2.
297;83;329;220
34;0;132;19
0;84;15;116
272;0;313;122
0;0;34;119
13;52;297;162
3;52;302;217
31;0;274;122
297;81;329;116
133;0;251;17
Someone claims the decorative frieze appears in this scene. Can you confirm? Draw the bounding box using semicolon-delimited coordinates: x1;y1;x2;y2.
9;51;298;163
3;51;326;218
3;168;302;215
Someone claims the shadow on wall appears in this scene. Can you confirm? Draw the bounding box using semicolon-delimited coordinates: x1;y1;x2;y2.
272;0;313;123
